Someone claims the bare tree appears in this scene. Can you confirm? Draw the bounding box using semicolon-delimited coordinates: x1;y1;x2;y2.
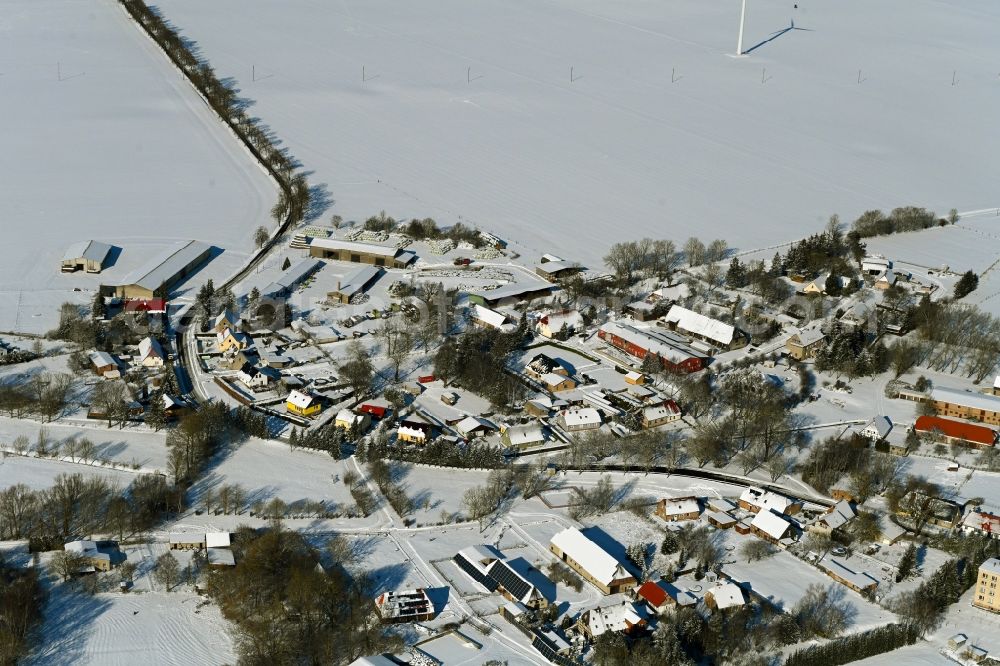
253;225;270;249
154;552;181;591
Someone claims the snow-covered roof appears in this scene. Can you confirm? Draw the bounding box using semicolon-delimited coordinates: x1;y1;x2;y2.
540;310;582;331
263;258;324;297
652;283;691;302
309;236;404;258
660;497;700;517
541;372;572;388
206;532;231;548
470;281;554;302
624;370;643;382
599;321;705;364
471;304;511;329
64;540;110;562
169;533;204;544
708;498;737;513
664;305;735;346
120;240;211;292
287;390;314;409
707;582;746;609
931;386;1000;413
456;415;492;436
739;487;797;514
560;408;601;428
643;402;680;422
89;351;116;367
398;425;428;439
207;548;236;566
819;557;878;590
63;239;112;263
138;336;164;361
550;528;630;587
790;326;825;347
862;415;893;439
504;423;545;447
750;509;794;540
980;558;1000;576
335;265;382;299
819;500;857;530
581;598;645;637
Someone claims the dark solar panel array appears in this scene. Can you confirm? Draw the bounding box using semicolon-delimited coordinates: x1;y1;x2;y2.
531;631;576;666
489;560;533;601
453;553;498;592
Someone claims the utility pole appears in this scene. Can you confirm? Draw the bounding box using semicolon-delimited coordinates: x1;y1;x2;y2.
736;0;748;56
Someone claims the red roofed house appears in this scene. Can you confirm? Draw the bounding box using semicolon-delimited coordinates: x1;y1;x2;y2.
358;400;390;420
915;415;998;448
124;298;167;314
961;510;1000;540
417;374;436;384
634;581;670;614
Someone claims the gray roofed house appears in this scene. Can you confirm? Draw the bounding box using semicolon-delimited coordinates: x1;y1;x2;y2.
62;240;113;273
261;258;325;299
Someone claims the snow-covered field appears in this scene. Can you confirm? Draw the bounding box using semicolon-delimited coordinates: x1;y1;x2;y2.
0;0;275;334
155;0;999;268
0;454;137;490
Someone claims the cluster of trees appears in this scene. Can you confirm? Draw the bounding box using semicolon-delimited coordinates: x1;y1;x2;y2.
0;473;177;550
367;459;419;518
396;216;485;248
799;434;902;498
0;371;74;422
207;527;402;664
907;301;1000;381
433;327;526;410
850;206;945;238
462;468;515;529
725;254;792;305
48;303;102;348
0;553;45;663
166;402;263;484
288;423;347;458
782;219;861;278
815;324;889;377
783;623;920;666
603;238;683;284
194;280;237;328
954;270;980;299
567;475;621;520
120;1;310;230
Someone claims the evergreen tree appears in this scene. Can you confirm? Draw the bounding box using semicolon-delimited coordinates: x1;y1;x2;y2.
281;257;291;271
954;270;979;299
92;292;106;320
725;257;748;288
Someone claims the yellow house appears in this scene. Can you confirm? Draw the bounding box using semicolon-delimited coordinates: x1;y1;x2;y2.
217;328;249;354
287;390;321;418
335;409;370;432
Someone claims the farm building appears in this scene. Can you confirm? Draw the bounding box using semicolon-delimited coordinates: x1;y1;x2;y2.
549;527;635;595
374;588;436;623
662;305;737;350
286;390;321;418
455;416;494;438
467;282;554;307
61;240;113;273
862;256;892;276
64;540;121;573
106;240;212;299
655;496;701;522
169;534;206;551
930;387;1000;426
597;321;707;374
327;265;383;304
535;260;582;282
307;237;416;268
915;415;998;447
454;545;548;608
261;258;324;299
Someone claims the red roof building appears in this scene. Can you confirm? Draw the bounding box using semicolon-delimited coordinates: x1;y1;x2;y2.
635;581;669;610
358;402;389;419
915;415;998;448
124;298;167;314
417;375;436;384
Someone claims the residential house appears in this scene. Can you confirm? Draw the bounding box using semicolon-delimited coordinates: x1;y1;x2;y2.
930;387;1000;427
536;310;583;339
706;511;738;529
501;423;547;450
525;353;567;379
973;558;1000;613
89;351;118;376
915;415;998;448
862;255;892;276
64;540;121;573
169;534;206;551
398;414;433;444
655;496;701;523
642;401;681;428
785;327;826;360
222;351;250;372
335;409;371;433
374;588;436;623
577;597;648;639
819;556;878;595
704;583;747;611
217;328;249;354
549;527;636;595
961;510;1000;540
634;581;671;615
861;415;893;441
454;546;548;609
875;270;897;290
456;416;494;439
839;302;872;329
738;487;802;515
809;500;857;535
138;337;165;368
624;371;645;386
557;408;602;432
540;372;576;393
213;310;239;334
237;363;275;391
624;300;660;322
470;304;515;332
662;305;737;350
286;390;321;418
876;514;906;545
750;509;795;545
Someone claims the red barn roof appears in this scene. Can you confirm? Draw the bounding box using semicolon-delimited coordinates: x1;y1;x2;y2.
124;298;167;313
636;581;668;608
915;415;998;446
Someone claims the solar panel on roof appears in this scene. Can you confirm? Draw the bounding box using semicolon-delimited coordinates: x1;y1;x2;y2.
488;560;533;602
453;553;498;591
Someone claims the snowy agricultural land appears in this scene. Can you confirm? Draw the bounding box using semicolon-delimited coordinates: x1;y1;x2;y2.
0;0;275;334
154;0;1000;268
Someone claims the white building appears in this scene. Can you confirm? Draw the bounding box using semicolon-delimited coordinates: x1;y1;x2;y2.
663;305;736;349
738;486;801;515
578;597;648;638
705;583;746;610
861;416;893;441
750;509;795;543
536;310;583;339
470;304;515;332
137;337;165;368
549;527;635;595
558;408;602;432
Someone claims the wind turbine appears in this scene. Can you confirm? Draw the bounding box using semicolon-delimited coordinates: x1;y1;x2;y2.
736;0;748;56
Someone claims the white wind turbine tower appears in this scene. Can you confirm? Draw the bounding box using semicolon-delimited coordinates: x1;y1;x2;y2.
736;0;748;56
